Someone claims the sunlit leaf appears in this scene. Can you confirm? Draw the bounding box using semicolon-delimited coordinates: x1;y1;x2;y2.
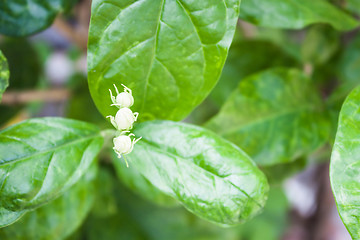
206;68;330;166
0;118;103;211
330;85;360;239
117;120;269;225
88;0;241;121
0;164;97;239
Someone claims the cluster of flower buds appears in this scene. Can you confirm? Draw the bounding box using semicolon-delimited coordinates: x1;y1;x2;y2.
107;84;141;167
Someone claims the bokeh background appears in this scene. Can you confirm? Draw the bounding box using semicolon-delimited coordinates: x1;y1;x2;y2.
1;0;359;239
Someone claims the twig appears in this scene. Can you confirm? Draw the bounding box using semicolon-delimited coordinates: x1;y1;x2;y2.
238;19;256;38
303;63;314;77
1;88;71;105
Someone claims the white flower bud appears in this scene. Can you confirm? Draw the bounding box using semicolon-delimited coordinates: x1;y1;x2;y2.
115;91;134;108
114;107;136;130
113;135;133;155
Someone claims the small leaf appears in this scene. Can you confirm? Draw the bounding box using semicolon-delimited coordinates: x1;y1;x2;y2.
0;50;9;103
239;0;358;31
301;25;340;66
120;120;269;225
0;117;103;211
209;40;298;106
330;85;360;239
206;68;330;166
0;0;77;37
88;0;241;121
0;164;97;239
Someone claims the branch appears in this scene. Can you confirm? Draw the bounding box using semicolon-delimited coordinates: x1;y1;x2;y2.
1;88;71;105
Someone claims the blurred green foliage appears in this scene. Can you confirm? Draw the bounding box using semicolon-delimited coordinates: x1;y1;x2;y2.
1;0;360;239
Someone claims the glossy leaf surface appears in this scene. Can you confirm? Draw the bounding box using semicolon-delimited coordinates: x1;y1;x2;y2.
0;164;97;240
239;0;358;31
0;208;25;228
206;68;329;166
0;0;76;37
113;152;179;207
0;118;103;211
88;0;241;121
0;51;9;103
119;120;269;225
330;86;360;239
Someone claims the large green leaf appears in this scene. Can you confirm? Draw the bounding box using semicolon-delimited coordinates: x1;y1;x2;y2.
113;152;179;207
116;120;269;225
239;0;358;31
0;117;103;211
0;164;97;239
0;50;9;103
88;0;241;121
0;0;77;37
206;68;330;166
330;85;360;239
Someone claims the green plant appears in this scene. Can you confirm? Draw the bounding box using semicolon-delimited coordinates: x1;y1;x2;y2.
0;0;360;239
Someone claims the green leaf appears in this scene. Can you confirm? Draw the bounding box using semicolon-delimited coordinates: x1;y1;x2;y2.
344;0;360;15
0;50;9;103
330;34;360;103
0;0;77;37
118;120;269;225
0;117;103;211
88;0;241;121
0;208;25;228
113;152;179;207
206;68;330;166
236;187;289;240
239;0;358;31
85;167;240;240
330;85;360;239
209;40;298;107
0;164;97;239
89;167;118;219
301;25;340;66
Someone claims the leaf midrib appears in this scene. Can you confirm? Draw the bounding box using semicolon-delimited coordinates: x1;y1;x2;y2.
218;104;317;136
138;138;263;208
0;134;101;166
